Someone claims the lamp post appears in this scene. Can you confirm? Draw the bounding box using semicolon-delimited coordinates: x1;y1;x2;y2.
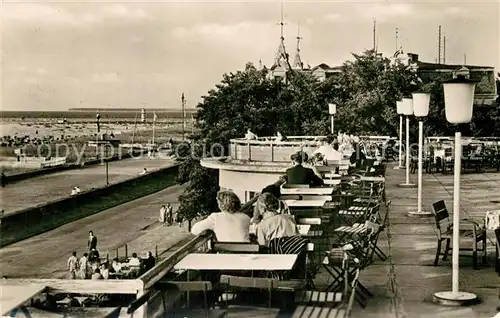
328;103;336;135
394;100;404;169
408;93;433;217
433;76;478;306
398;98;416;188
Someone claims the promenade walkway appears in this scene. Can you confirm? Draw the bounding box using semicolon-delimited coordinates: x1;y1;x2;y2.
337;167;500;317
0;184;190;279
0;157;176;215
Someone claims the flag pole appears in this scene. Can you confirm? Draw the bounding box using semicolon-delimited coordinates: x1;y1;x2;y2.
152;112;156;146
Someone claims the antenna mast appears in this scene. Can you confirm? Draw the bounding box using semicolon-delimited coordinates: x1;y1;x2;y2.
395;28;399;52
438;25;442;64
373;19;377;52
181;93;186;140
443;35;446;64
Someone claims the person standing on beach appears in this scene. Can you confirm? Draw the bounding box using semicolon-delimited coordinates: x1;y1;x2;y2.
166;203;173;225
159;205;166;224
88;231;97;250
67;251;78;279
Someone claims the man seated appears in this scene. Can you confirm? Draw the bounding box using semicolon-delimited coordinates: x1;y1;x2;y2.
349;142;367;169
89;248;100;263
143;251;156;271
191;190;250;242
128;253;141;266
244;129;258;140
255;193;299;247
284;151;324;186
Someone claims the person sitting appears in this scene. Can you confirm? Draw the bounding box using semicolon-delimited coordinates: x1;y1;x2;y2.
91;268;103;280
111;258;122;273
255;193;299;247
349;142;367;169
75;186;81;194
71;187;77;196
275;131;287;142
128;253;141;266
139;168;147;175
284;151;324;186
251;186;290;224
244;129;258;140
313;135;342;163
191;190;250;242
143;251;156;271
89;248;100;263
99;263;109;279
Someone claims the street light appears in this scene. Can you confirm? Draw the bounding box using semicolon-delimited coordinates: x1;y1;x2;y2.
433;75;478;305
328;103;336;135
394;100;404;169
398;98;416;188
408;92;433;217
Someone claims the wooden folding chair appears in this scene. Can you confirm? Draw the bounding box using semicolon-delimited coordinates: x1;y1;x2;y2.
432;200;487;269
211;242;260;254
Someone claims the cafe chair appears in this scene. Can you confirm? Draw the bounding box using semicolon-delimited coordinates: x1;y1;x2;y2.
432;200;487;269
211;242;260;254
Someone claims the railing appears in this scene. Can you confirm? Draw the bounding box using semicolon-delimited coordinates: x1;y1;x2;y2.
230;136;323;162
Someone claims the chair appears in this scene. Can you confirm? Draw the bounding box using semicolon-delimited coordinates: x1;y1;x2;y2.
432;200;487;269
301;195;333;201
283;184;311;189
219;275;278;308
280;195;301;200
211;242;260;254
157;281;226;318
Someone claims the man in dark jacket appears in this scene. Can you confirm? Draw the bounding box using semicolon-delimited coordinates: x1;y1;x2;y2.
88;231;97;250
284;151;324;186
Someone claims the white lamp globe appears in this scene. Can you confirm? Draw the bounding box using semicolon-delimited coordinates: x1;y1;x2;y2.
443;76;477;124
328;103;337;115
402;98;413;116
396;101;404;115
412;93;431;117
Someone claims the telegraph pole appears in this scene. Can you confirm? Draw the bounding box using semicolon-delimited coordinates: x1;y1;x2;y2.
181;93;186;140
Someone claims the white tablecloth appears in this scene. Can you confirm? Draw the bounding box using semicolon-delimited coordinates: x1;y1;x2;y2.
174;253;298;271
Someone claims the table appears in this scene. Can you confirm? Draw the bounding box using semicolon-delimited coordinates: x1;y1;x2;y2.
323;179;341;185
284;200;327;208
281;187;335;195
360;176;385;182
174;253;298;271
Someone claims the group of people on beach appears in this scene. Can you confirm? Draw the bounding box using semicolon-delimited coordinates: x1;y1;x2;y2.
159;203;182;226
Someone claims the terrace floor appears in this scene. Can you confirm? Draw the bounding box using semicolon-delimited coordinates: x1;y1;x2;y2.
313;166;500;318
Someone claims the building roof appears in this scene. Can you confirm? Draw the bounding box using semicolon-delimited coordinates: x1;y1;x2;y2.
416;61;493;71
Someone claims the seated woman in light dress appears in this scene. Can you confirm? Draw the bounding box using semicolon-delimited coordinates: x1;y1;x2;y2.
191;190;250;242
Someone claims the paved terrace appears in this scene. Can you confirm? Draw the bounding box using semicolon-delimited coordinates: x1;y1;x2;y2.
331;167;500;318
0;157;176;215
0;184;191;279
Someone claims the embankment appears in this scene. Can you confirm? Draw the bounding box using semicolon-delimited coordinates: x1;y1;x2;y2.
0;164;179;247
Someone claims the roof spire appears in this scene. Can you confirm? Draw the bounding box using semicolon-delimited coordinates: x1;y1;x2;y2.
272;1;290;70
292;22;304;70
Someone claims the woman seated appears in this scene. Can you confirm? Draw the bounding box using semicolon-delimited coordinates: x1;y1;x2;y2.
255;193;299;246
255;194;309;279
191;190;251;242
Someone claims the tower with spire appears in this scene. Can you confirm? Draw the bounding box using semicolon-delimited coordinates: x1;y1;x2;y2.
292;22;304;70
269;2;292;81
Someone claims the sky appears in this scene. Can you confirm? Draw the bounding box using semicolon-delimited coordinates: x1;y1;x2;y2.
1;0;499;111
